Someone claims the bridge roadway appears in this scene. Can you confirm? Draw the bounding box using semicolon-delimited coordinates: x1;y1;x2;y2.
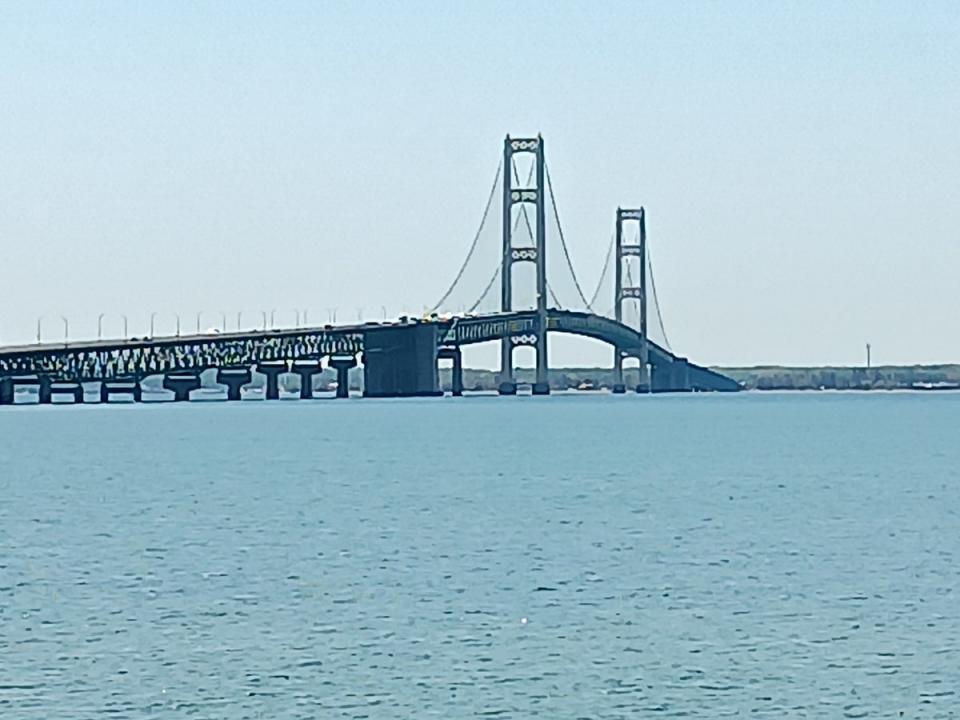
0;310;739;404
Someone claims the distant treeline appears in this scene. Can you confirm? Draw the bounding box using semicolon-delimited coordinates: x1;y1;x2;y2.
450;365;960;392
716;365;960;391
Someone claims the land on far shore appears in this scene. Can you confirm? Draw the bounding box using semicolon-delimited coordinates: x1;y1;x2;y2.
452;364;960;392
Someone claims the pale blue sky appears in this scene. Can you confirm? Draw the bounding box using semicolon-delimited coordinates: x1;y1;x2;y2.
1;1;958;367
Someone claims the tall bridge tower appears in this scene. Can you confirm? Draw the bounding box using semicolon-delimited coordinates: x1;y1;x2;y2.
499;134;549;395
612;207;649;393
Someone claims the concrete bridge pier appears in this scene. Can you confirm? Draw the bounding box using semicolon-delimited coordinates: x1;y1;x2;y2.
0;378;13;405
437;347;464;397
651;358;690;393
329;356;356;399
39;377;84;404
38;377;53;404
451;349;464;397
612;350;627;394
163;373;202;402
291;360;323;399
257;362;287;400
101;380;142;403
217;368;252;401
362;324;441;398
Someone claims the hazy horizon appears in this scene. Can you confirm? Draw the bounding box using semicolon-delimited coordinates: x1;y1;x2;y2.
2;2;958;368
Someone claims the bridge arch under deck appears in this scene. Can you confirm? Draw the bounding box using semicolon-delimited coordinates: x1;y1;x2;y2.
442;310;740;392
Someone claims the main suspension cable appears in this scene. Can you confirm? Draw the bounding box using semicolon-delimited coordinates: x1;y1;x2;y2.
545;162;591;308
429;160;502;313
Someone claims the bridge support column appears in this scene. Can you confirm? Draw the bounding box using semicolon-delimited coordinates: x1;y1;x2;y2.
0;378;13;405
612;350;626;394
257;362;287;400
38;377;53;405
292;360;323;399
39;378;84;404
451;349;464;397
437;346;464;397
638;363;651;394
163;373;201;402
217;368;252;401
101;380;142;403
329;356;356;399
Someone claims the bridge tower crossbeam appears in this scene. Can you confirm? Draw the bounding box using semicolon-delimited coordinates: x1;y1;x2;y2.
613;207;649;393
499;134;549;395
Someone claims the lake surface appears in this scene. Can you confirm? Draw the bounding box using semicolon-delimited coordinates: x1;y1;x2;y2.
1;392;958;718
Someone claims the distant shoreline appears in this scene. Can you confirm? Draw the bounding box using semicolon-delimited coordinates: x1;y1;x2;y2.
450;364;960;392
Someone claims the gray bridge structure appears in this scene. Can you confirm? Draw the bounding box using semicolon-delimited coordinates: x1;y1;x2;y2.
0;135;740;406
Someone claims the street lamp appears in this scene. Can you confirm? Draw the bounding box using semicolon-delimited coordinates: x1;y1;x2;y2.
219;311;227;333
98;313;129;340
294;309;301;328
150;312;158;338
59;315;69;343
261;311;268;331
270;309;277;329
381;305;387;321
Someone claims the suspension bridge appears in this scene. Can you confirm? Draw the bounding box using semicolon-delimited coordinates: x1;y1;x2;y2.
0;134;739;405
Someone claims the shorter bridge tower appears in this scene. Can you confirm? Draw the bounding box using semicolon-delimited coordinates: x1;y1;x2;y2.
613;207;649;393
499;134;549;395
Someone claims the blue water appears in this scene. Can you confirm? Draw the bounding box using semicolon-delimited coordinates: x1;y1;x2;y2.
1;393;958;718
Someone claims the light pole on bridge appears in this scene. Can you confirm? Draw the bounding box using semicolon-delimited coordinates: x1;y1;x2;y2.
194;311;225;334
98;313;129;340
149;312;180;338
36;315;68;344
